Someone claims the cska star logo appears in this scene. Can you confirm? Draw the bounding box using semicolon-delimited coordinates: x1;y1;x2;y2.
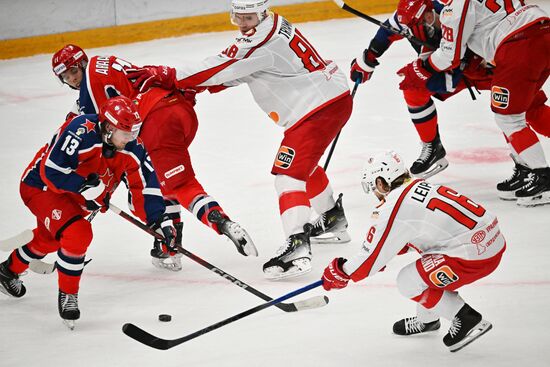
100;168;115;189
81;119;96;134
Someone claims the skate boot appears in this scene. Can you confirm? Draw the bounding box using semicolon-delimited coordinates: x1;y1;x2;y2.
410;133;449;179
515;167;550;207
0;260;26;298
443;304;492;352
496;156;532;200
151;222;183;271
263;224;313;280
208;210;258;257
393;316;441;336
310;193;351;244
58;290;80;330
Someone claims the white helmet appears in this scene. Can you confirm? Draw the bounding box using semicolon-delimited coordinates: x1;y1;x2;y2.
231;0;270;14
361;150;407;194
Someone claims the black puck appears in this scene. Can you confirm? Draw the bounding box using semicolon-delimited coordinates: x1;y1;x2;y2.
158;314;172;322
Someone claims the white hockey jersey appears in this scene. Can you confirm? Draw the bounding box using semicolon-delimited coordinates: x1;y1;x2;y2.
173;13;350;129
344;179;506;282
428;0;549;71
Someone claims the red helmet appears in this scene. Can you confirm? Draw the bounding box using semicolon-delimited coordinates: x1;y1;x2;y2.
51;44;88;78
99;96;142;139
396;0;434;27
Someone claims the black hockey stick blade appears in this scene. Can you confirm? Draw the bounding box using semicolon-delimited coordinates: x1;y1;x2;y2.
122;280;324;350
109;203;329;313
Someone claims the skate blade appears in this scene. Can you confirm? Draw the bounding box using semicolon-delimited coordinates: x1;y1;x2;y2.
516;192;550;207
449;320;492;352
414;158;449;180
151;258;183;272
497;191;518;201
63;319;76;331
311;230;351;244
264;259;312;280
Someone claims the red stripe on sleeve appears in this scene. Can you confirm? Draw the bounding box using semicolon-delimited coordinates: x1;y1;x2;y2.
350;179;422;282
452;0;471;68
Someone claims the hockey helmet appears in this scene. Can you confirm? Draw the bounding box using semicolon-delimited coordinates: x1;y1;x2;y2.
230;0;270;27
52;44;88;79
396;0;434;27
99;96;142;141
361;150;407;194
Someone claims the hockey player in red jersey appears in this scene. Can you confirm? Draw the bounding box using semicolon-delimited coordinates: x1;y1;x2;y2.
125;0;353;279
322;150;505;352
51;45;258;271
396;0;550;206
0;96;175;329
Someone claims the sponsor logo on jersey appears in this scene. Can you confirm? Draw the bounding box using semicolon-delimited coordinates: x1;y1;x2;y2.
44;217;50;230
52;209;62;221
76;127;86;136
164;165;185;179
429;265;459;288
491;86;510;109
421;253;445;272
274;146;295;169
471;230;486;244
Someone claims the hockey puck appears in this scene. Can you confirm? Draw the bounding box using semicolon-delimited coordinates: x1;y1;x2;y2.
158;314;172;322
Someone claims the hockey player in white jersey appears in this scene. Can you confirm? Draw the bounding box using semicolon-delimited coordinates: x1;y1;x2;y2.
126;0;353;279
396;0;550;206
321;151;505;352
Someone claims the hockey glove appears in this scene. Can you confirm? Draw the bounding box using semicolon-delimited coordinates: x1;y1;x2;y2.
322;257;351;291
397;59;433;91
125;65;177;93
150;214;177;254
79;173;110;212
350;49;379;84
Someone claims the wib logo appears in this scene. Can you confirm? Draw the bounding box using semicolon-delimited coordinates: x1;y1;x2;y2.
491;86;510;109
429;265;459;288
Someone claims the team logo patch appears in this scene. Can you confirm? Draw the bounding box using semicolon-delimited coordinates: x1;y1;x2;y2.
164;165;185;179
274;146;295;169
429;265;459;288
52;209;62;221
491;86;510;109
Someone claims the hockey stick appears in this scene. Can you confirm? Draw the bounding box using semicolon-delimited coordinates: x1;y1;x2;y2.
332;0;434;49
109;203;329;313
122;279;323;350
323;79;360;171
0;230;33;252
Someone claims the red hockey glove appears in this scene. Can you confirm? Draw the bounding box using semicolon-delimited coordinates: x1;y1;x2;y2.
125;65;177;93
322;257;351;291
79;173;110;212
350;49;379;84
397;59;433;91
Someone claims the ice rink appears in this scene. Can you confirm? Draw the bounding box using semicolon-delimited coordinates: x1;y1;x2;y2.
1;3;549;366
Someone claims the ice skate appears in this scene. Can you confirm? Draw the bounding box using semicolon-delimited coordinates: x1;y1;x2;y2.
151;222;183;271
263;224;313;280
0;260;26;298
393;316;441;336
58;290;80;330
443;304;492;352
496;156;532;200
410;134;448;179
310;193;351;244
208;210;258;257
515;167;550;207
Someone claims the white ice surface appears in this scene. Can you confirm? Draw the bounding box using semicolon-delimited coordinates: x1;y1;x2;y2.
1;4;549;366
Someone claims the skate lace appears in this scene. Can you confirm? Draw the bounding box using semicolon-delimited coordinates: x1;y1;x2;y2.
404;317;425;334
448;316;462;338
523;172;536;188
418;142;433;162
62;293;79;312
9;278;23;293
312;213;326;232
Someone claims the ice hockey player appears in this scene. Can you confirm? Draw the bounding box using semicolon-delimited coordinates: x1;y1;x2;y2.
125;0;353;279
396;0;550;206
321;150;505;352
0;96;175;329
51;45;258;271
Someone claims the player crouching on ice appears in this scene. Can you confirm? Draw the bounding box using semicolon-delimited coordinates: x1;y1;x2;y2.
321;150;506;352
0;96;176;330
